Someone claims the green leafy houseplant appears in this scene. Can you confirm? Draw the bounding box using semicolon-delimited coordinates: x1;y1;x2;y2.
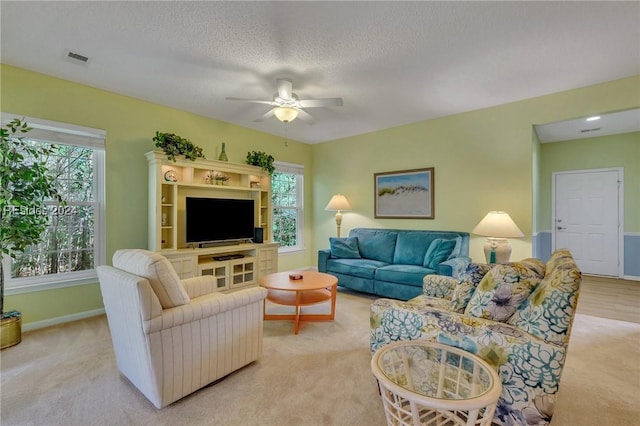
0;118;63;347
245;151;275;175
153;131;205;162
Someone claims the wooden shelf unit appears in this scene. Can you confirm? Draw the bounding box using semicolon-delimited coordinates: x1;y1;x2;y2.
146;150;272;252
146;151;278;290
165;244;278;292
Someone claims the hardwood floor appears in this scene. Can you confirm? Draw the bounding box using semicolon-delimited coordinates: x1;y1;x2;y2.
576;275;640;323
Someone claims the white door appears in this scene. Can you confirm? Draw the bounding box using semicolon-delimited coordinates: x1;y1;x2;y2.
553;169;622;276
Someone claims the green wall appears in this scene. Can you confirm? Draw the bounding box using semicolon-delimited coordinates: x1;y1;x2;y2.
2;62;639;328
1;64;313;325
311;75;640;262
538;131;640;231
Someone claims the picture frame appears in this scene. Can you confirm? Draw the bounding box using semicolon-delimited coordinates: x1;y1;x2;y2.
374;167;434;219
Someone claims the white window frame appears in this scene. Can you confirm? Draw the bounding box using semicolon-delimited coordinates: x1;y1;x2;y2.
272;161;304;254
1;113;106;294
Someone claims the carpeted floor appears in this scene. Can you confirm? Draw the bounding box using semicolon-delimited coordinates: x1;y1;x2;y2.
1;289;639;425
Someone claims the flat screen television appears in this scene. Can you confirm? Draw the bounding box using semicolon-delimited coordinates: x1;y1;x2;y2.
186;197;255;245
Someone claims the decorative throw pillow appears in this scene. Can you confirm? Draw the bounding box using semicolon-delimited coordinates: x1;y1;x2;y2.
423;238;457;269
448;263;492;312
446;236;463;260
329;237;361;259
464;263;542;322
514;258;546;278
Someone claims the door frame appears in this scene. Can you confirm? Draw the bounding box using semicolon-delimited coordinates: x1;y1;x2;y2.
551;167;624;277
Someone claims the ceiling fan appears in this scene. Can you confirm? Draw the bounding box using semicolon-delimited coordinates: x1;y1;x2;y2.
226;79;343;124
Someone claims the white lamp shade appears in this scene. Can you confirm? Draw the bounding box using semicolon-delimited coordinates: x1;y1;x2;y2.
273;106;299;123
325;194;352;211
472;211;524;238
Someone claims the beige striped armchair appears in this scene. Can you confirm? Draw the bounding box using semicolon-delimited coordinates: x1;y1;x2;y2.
97;249;268;408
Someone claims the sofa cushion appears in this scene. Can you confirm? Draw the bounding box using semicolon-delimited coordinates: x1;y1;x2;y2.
329;237;361;259
447;236;463;260
327;258;388;280
392;232;432;266
376;264;435;286
424;238;457;269
350;229;398;263
449;263;493;312
112;249;190;309
508;249;581;345
465;263;542;322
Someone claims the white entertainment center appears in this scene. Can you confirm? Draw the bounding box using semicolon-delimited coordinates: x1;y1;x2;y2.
146;151;278;292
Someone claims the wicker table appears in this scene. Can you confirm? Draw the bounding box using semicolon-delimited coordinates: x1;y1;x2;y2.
371;341;502;426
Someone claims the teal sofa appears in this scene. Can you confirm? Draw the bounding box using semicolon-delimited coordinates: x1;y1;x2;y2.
317;228;470;300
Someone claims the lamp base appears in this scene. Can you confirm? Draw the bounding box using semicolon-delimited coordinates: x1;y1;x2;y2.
335;211;343;238
483;238;512;264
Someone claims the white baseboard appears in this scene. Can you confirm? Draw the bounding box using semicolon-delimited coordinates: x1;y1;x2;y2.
623;275;640;282
23;308;105;332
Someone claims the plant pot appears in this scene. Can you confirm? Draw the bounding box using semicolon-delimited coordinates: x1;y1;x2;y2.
1;311;22;349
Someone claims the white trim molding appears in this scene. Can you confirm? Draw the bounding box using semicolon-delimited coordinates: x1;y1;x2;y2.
22;308;105;332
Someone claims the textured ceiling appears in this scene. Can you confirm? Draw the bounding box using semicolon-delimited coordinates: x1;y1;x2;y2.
1;1;639;144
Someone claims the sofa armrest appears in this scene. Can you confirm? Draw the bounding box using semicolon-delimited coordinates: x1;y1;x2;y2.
181;275;218;298
422;275;458;299
437;256;471;278
318;249;331;272
144;286;268;334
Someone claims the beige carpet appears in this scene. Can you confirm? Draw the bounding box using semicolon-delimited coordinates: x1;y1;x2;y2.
1;289;639;426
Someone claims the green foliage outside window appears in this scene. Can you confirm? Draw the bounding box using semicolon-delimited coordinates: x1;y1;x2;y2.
9;142;96;279
271;171;300;248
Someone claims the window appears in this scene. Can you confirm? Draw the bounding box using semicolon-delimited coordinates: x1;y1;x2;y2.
2;114;105;292
271;161;303;253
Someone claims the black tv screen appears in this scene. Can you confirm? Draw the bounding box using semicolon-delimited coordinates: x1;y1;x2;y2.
186;197;255;244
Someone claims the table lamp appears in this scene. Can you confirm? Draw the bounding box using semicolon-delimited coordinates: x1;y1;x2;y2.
325;194;352;238
472;211;524;264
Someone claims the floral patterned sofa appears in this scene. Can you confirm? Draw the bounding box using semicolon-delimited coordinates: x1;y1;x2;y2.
370;249;581;425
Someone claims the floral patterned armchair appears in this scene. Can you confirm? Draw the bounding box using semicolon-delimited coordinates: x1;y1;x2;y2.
370;249;581;425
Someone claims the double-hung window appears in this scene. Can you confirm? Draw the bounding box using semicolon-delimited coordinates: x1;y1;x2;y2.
271;161;303;253
2;114;106;292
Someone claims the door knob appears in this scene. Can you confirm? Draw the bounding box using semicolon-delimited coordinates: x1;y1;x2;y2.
557;226;566;230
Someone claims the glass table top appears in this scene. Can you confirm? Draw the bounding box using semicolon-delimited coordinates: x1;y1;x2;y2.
374;341;496;401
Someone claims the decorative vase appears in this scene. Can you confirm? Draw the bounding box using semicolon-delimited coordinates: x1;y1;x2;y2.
218;143;228;162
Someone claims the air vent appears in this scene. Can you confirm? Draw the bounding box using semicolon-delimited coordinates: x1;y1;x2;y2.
580;128;601;133
67;51;89;62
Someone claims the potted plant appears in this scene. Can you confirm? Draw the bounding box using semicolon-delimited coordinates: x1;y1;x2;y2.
0;118;63;349
245;151;275;175
153;131;205;161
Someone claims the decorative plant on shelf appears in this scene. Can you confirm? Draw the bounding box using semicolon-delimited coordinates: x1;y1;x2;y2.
0;118;63;348
245;151;275;175
153;131;205;162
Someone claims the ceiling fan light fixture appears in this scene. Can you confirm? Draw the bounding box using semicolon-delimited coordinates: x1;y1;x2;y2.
273;106;298;123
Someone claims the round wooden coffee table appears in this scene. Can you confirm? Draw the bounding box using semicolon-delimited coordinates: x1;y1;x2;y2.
259;271;338;334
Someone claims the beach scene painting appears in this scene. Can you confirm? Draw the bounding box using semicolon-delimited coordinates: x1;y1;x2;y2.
374;168;434;219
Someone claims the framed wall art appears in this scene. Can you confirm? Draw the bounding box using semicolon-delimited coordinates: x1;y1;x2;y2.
374;168;434;219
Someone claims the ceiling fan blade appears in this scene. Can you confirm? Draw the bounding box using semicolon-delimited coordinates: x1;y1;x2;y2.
294;108;316;124
254;108;275;122
277;79;293;100
297;98;344;108
226;97;278;106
